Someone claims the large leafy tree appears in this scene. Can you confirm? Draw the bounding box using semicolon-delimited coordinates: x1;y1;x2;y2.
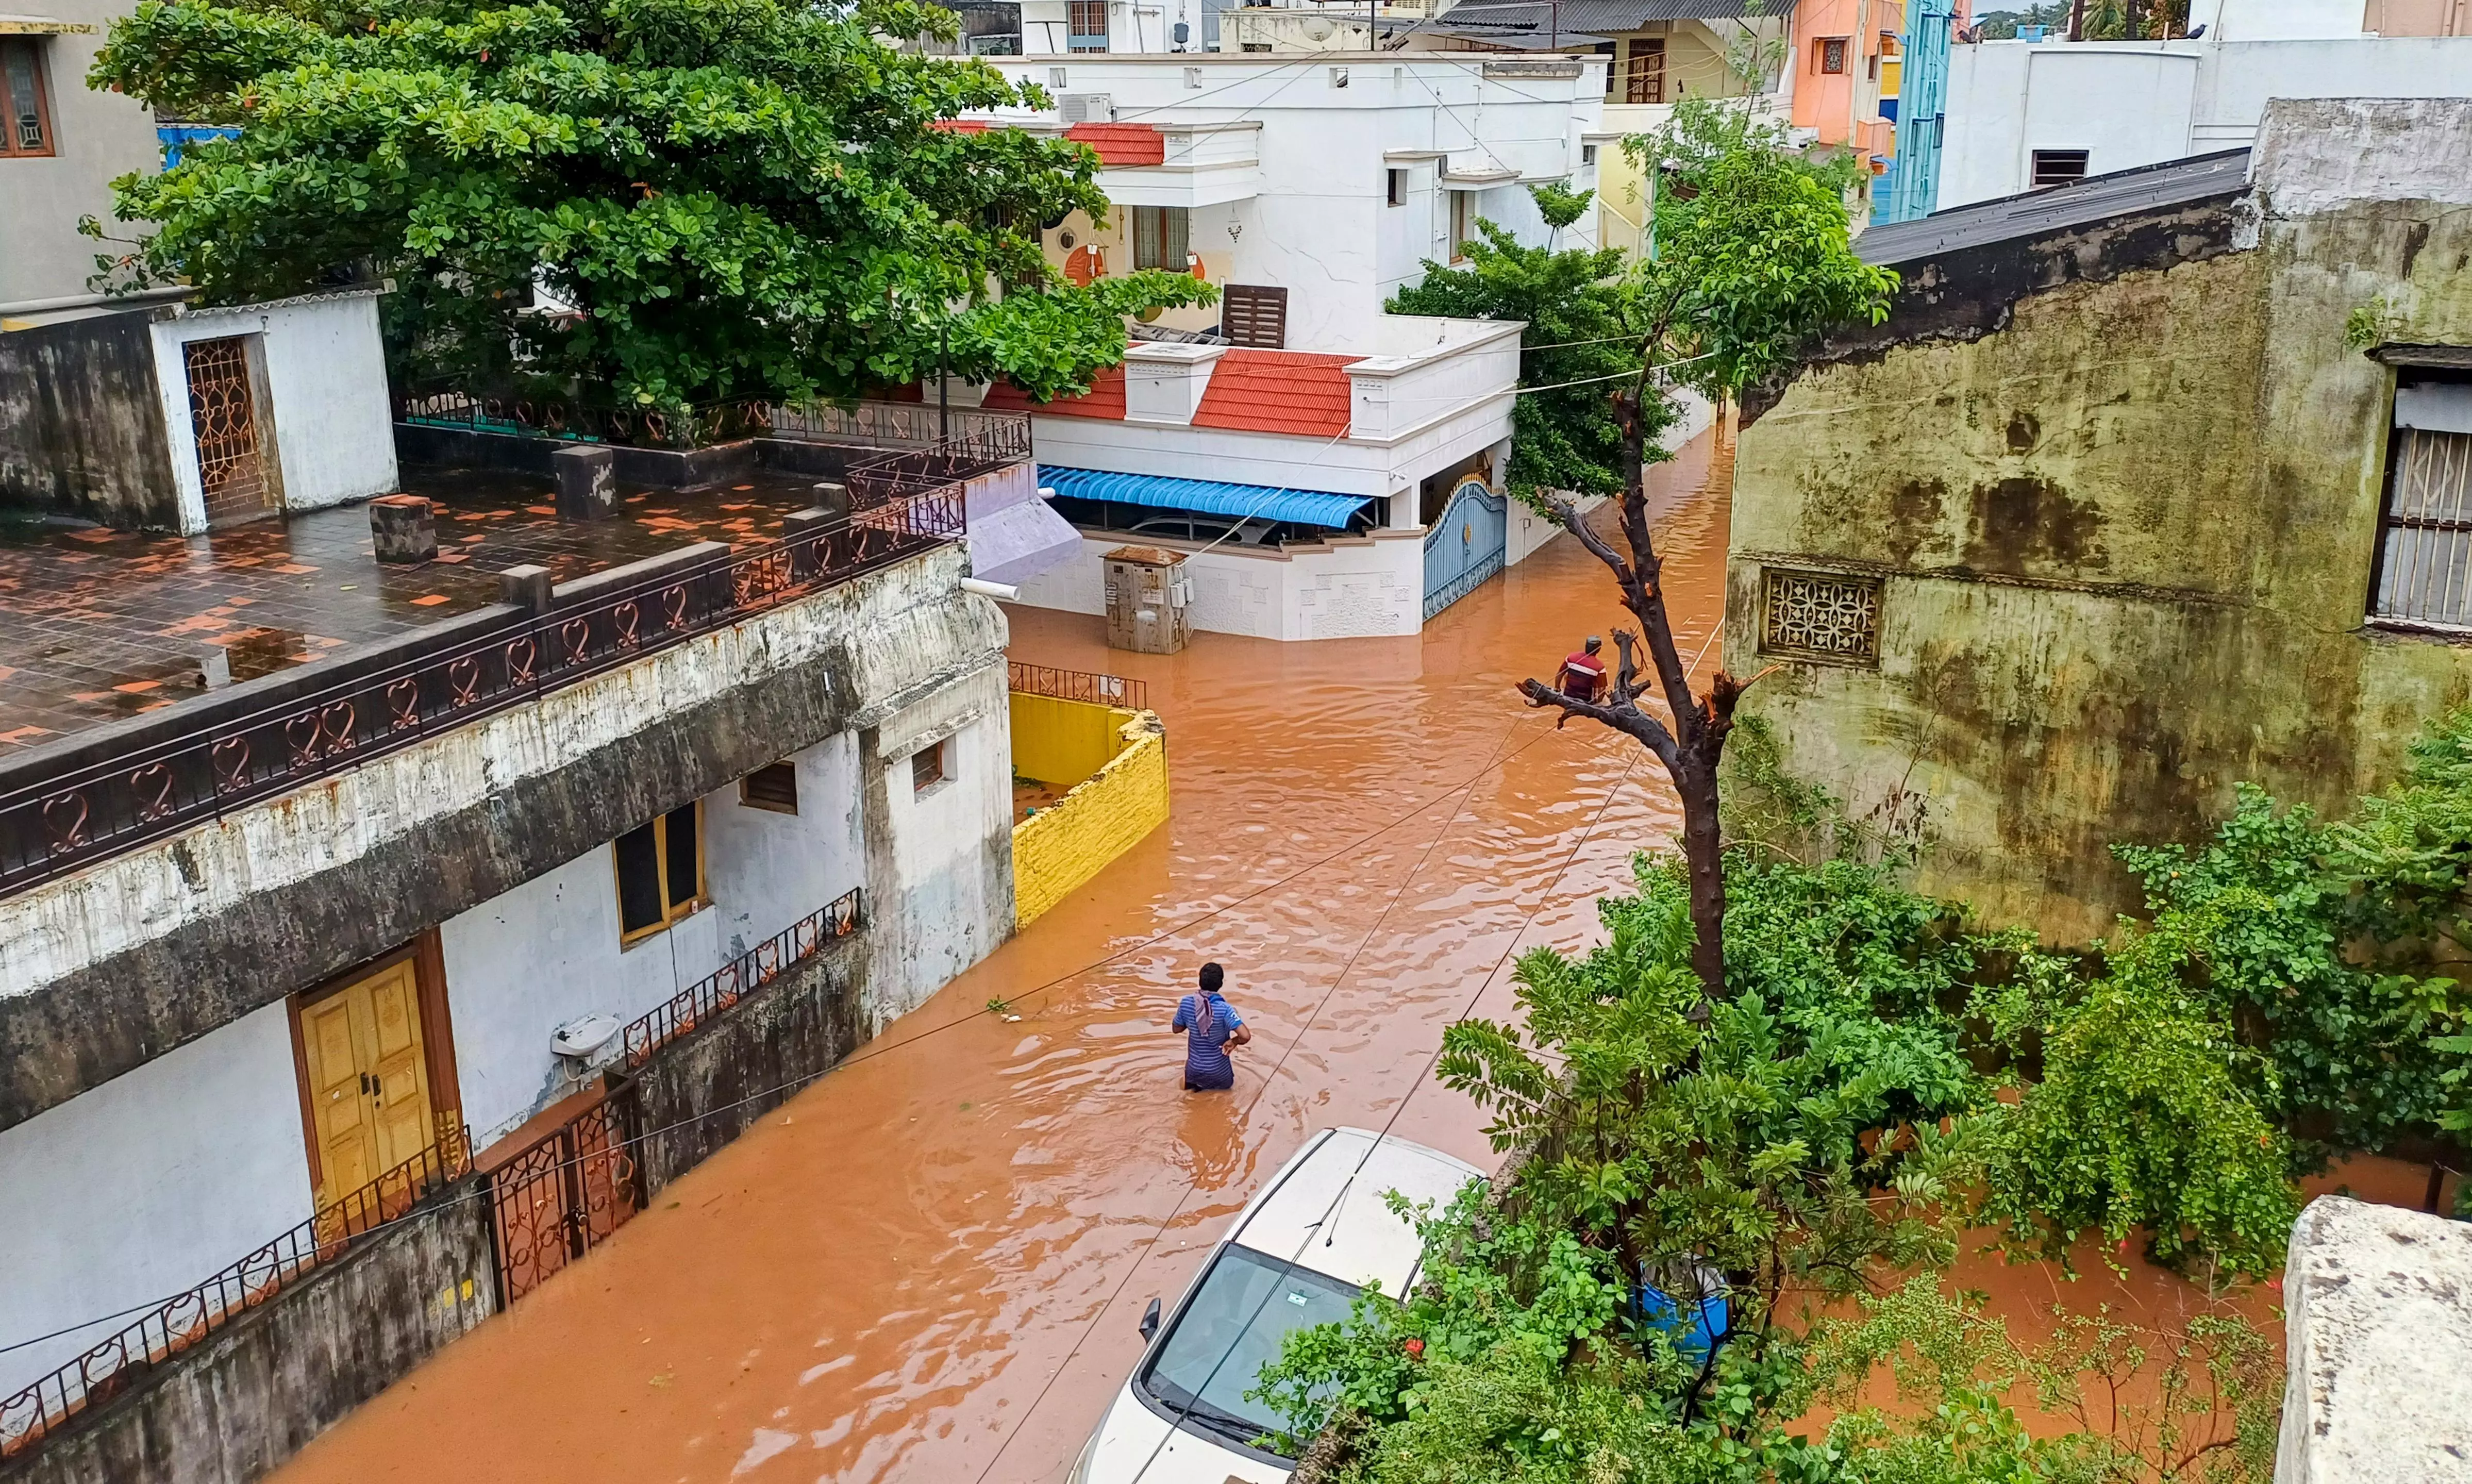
87;0;1210;409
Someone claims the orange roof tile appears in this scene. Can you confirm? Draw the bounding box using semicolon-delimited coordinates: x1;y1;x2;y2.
1064;122;1167;168
1191;351;1358;438
979;366;1127;420
929;119;992;134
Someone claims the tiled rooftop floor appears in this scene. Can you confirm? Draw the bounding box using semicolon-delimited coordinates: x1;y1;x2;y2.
0;468;837;754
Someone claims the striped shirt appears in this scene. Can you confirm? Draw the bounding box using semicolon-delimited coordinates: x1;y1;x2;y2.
1173;993;1243;1089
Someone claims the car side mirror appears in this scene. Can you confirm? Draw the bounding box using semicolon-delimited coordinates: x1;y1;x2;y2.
1140;1297;1161;1342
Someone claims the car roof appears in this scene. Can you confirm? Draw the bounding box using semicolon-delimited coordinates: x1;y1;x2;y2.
1227;1128;1487;1297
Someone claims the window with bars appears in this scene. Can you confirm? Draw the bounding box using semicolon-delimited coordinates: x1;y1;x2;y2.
1816;36;1848;74
1625;38;1665;104
614;803;704;944
2371;373;2472;630
1760;568;1882;665
1131;205;1190;271
1067;0;1108;51
2;38;52;157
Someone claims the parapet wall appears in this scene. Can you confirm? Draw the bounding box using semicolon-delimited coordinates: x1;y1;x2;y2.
1010;697;1169;927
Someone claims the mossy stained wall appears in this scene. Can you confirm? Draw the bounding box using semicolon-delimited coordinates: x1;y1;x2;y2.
1727;122;2472;940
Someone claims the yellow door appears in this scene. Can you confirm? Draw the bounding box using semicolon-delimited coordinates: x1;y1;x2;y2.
298;960;435;1209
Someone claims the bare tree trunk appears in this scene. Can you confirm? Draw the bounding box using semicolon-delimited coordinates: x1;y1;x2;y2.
1517;380;1756;1002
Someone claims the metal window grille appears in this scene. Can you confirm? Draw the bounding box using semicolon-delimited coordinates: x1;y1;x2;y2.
2374;427;2472;628
183;337;273;521
1067;0;1108;50
1760;569;1882;665
2;39;51;156
1818;37;1847;73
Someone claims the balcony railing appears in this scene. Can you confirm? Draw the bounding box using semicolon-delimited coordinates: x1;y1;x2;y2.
395;389;778;450
769;398;1030;458
0;492;963;902
1006;662;1149;712
0;1130;471;1458
620;889;863;1069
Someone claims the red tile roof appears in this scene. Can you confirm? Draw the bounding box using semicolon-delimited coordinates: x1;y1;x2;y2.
929;119;992;134
1191;351;1359;438
1064;122;1166;168
979;366;1127;420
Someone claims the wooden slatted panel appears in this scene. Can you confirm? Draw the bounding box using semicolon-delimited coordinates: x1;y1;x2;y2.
1220;284;1288;349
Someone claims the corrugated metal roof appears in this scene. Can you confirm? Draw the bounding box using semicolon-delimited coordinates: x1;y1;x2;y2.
1040;466;1371;527
1857;149;2252;266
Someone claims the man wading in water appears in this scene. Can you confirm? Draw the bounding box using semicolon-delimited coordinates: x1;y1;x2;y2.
1172;962;1250;1092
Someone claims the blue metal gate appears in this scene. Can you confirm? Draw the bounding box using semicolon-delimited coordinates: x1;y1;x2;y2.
1423;478;1508;622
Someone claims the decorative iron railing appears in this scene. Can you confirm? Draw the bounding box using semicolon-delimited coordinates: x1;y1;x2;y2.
394;389;779;450
767;398;1029;457
0;1129;471;1458
483;1086;643;1306
1006;663;1149;712
0;491;963;902
620;889;863;1069
843;421;1035;511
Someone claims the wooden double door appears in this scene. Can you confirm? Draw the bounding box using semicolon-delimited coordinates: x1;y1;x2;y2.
298;959;441;1209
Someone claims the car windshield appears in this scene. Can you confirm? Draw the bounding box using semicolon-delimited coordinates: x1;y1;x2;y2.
1137;1243;1361;1454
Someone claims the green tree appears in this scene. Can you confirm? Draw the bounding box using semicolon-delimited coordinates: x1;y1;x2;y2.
1515;96;1897;998
88;0;1211;412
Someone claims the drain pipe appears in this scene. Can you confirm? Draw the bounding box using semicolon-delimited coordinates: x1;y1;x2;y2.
0;286;197;319
961;577;1020;601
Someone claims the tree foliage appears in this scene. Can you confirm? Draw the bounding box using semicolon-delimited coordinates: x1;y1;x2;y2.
88;0;1212;409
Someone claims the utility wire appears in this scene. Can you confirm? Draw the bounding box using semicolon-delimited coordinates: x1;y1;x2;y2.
964;715;1531;1484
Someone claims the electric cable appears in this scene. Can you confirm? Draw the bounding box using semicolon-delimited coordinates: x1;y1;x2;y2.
963;714;1530;1484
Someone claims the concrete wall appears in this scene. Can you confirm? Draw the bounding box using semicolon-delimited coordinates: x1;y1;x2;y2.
1015;526;1429;639
2274;1195;2472;1483
441;730;866;1145
1011;705;1170;926
0;0;163;312
0;307;178;527
0;1003;312;1399
0;1181;494;1484
146;291;399;532
633;933;869;1192
0;544;1005;1131
860;660;1015;1024
1940;35;2472;207
1727;97;2472;941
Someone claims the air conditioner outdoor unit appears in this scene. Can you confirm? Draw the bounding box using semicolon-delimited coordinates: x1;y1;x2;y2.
1058;92;1116;124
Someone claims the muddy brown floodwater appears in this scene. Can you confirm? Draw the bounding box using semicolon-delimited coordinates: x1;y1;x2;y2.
270;427;2426;1484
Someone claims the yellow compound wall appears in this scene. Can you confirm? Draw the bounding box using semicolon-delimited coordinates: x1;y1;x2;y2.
1009;695;1170;927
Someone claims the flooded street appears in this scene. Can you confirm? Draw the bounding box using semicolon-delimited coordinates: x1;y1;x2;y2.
271;432;1727;1484
267;424;2420;1484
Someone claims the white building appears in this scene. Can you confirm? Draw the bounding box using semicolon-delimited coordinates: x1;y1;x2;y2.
1937;0;2472;207
957;52;1612;638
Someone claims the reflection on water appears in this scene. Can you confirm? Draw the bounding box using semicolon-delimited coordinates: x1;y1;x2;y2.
269;428;2414;1484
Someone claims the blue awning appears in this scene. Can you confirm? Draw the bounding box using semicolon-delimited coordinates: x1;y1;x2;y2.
1039;466;1371;529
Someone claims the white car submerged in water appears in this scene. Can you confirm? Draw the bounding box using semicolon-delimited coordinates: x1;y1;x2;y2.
1066;1128;1486;1484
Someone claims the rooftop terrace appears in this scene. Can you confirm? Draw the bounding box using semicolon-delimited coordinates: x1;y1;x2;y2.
0;468;838;753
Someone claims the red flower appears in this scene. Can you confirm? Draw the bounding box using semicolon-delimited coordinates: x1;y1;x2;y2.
1403;1338;1425;1359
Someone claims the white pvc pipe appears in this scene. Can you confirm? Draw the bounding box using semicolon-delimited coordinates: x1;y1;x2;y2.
961;577;1021;601
0;285;197;317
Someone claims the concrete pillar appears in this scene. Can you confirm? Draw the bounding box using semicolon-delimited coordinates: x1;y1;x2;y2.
554;445;618;521
498;563;553;613
369;494;437;563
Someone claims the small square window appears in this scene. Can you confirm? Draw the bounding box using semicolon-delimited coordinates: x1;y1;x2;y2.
739;761;799;814
1817;37;1848;74
912;739;948;793
1387;168;1407;207
2030;149;2090;189
1581;143;1598;166
615;803;703;944
1760;568;1881;666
